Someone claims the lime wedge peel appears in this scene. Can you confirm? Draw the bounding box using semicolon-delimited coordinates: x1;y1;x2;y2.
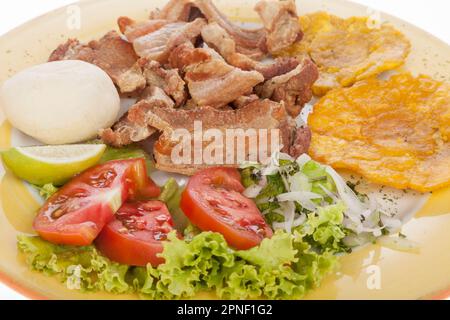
1;144;106;186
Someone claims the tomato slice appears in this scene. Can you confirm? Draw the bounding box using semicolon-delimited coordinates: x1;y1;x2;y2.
95;201;176;266
180;167;273;250
33;159;160;246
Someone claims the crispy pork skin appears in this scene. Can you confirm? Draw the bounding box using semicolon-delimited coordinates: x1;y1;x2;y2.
201;22;259;70
132;18;207;63
89;0;314;169
123;99;298;175
258;57;318;117
185;56;264;108
139;59;187;107
118;17;169;42
254;0;303;53
281;126;312;158
152;0;267;59
168;42;211;71
100;114;156;147
168;43;264;108
255;57;300;80
149;0;196;22
99;86;174;147
49;31;146;94
201;22;300;80
232;94;260;109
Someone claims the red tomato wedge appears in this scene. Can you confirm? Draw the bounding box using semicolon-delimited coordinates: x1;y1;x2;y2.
180;167;272;250
33;159;160;246
95;201;176;266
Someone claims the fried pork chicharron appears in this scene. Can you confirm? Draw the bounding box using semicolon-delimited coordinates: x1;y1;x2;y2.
151;0;267;59
131;18;207;63
145;0;302;58
200;22;301;80
139;59;187;107
100;85;174;147
257;57;319;117
125;99;309;175
49;31;146;94
49;0;319;174
254;0;303;53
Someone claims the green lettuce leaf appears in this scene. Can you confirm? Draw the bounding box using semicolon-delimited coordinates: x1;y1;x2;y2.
158;178;178;203
33;183;59;200
217;263;263;299
99;145;147;163
98;144;155;175
292;233;337;291
158;178;189;231
236;231;297;269
301;160;327;180
296;202;349;253
18;230;337;300
17;235;131;293
240;167;257;188
256;174;286;200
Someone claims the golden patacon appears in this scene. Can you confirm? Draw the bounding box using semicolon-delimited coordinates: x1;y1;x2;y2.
308;73;450;192
277;11;410;95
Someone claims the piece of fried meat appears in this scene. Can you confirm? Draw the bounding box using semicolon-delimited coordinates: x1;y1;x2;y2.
169;43;265;108
257;56;318;117
49;31;146;94
121;99;309;175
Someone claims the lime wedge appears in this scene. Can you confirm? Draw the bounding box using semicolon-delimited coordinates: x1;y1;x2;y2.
1;144;106;186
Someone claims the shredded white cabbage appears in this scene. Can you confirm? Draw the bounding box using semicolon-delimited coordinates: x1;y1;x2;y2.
249;152;402;241
243;184;264;198
319;184;339;203
289;172;311;192
282;202;296;233
325;166;367;217
295;153;311;169
324;165;387;236
292;214;307;227
277;191;322;212
261;153;280;176
343;232;375;247
261;151;295;176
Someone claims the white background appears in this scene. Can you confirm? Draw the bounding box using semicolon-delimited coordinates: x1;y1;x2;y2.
0;0;449;300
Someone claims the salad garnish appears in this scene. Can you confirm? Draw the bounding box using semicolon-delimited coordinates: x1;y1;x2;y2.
12;148;417;301
0;0;435;300
18;229;337;300
240;152;403;251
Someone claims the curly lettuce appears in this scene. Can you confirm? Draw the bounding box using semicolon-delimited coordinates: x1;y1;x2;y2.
298;202;350;253
33;183;59;200
18;230;337;300
17;235;131;293
158;178;190;231
97;143;155;176
240;156;352;253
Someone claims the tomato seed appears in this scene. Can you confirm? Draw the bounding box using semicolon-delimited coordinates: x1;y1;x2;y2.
51;208;65;219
